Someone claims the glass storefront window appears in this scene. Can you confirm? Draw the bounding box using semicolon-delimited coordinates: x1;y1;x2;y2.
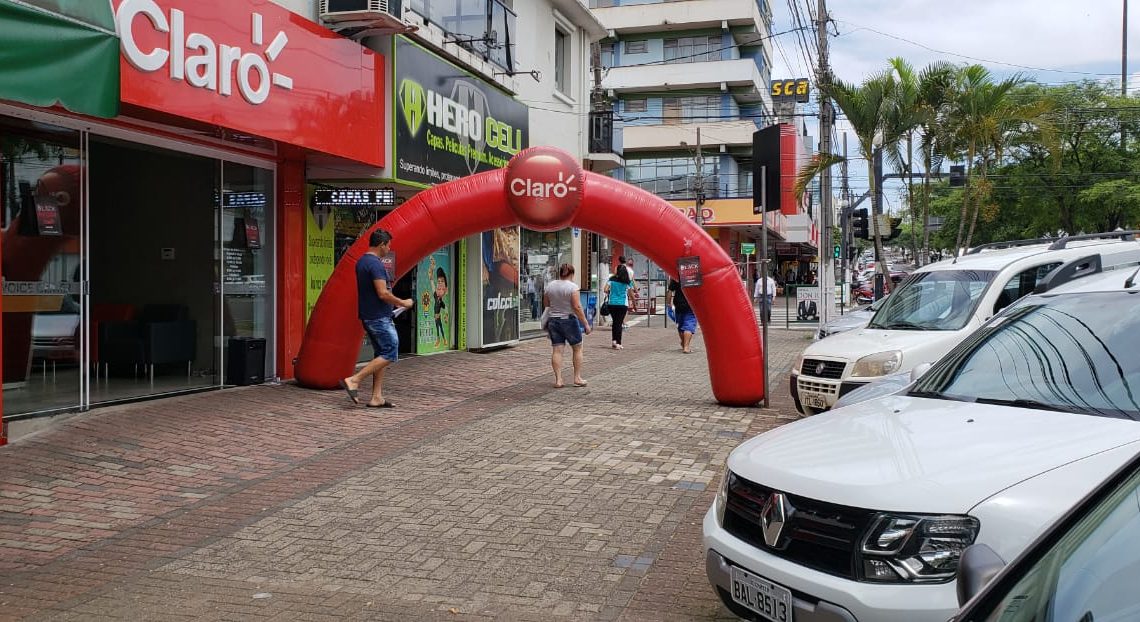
520;228;572;332
1;118;83;417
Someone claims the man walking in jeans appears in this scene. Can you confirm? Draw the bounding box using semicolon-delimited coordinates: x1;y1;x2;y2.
340;229;414;408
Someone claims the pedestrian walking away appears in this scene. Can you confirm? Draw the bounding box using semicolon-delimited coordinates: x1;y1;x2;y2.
543;263;591;388
339;229;415;408
754;271;778;323
666;278;698;354
603;264;634;349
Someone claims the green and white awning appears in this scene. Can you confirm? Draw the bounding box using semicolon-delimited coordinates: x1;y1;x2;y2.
0;0;119;118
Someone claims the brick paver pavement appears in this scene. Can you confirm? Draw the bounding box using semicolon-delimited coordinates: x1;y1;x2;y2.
0;321;813;621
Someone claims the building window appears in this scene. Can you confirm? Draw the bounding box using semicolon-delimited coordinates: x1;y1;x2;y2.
624;40;648;55
554;28;569;94
662;96;720;124
599;42;615;68
625;99;647;113
663;35;720;64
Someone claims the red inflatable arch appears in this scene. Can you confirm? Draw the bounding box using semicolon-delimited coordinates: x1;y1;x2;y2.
295;147;764;406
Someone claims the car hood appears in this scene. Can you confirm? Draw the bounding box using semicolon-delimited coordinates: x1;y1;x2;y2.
802;326;968;367
32;314;80;337
728;396;1140;514
823;311;872;332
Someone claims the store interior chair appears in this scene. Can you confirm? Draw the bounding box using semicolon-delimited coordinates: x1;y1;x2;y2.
96;304;196;381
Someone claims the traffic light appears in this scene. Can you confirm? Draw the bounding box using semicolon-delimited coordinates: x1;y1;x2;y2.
949;165;966;187
851;207;869;239
833;244;841;259
887;217;903;241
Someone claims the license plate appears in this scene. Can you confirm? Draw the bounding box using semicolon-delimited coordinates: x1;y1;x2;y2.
730;566;793;622
801;393;829;410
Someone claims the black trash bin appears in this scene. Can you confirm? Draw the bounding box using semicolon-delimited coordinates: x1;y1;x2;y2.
226;336;266;386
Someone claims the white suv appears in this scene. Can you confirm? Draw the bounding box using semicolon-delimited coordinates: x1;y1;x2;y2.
792;233;1140;415
704;257;1140;622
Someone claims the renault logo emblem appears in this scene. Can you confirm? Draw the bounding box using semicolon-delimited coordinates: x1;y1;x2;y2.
760;492;793;549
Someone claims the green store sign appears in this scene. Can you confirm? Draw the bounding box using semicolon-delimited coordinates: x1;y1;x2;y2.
393;36;528;186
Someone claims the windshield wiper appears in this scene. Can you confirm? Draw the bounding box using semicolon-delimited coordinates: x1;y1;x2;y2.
871;321;928;330
972;397;1073;413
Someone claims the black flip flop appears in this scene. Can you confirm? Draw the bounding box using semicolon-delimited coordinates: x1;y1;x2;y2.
338;379;359;404
366;400;395;408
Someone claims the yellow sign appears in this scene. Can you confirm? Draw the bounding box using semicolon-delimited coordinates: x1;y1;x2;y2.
770;78;810;103
305;187;336;322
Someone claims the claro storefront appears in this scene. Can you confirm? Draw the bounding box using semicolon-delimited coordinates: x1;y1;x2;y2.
307;35;537;358
0;0;383;439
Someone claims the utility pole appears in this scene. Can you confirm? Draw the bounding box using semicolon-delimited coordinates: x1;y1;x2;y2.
1124;0;1129;98
840;132;849;310
815;0;833;326
694;126;705;227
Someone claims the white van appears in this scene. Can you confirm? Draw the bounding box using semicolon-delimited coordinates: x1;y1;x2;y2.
791;232;1140;415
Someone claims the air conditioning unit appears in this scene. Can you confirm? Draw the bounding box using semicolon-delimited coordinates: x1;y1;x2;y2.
319;0;391;24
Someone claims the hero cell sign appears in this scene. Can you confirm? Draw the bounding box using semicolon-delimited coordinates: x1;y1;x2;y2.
112;0;384;166
394;36;528;186
504;147;583;232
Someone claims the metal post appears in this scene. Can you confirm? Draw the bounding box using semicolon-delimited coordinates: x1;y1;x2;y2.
760;165;770;409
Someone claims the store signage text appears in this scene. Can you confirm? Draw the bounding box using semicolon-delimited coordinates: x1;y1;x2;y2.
117;0;293;105
770;78;810;103
394;36;528;185
504;148;583;232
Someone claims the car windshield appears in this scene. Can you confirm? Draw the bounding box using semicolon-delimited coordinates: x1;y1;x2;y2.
867;270;996;331
910;292;1140;420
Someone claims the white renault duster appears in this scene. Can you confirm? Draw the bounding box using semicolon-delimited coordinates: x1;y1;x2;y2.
704;256;1140;622
792;234;1140;415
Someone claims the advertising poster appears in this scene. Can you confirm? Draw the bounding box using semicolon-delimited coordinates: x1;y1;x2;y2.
393;36;529;186
415;247;453;354
305;188;335;321
481;226;520;346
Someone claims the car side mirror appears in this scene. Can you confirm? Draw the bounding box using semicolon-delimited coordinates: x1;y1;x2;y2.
910;363;932;383
956;544;1006;607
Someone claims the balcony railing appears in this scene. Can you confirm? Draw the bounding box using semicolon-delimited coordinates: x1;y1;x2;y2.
406;0;516;72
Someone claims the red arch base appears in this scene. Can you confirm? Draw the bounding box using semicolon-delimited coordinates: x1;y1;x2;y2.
295;148;765;406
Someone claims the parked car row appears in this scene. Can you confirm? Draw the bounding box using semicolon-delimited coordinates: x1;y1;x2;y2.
706;231;1140;621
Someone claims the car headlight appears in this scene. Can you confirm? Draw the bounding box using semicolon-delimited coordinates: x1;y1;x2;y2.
715;467;731;525
850;350;902;378
793;354;805;374
860;514;980;583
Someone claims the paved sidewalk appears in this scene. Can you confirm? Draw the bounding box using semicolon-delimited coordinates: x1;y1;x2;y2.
0;322;812;621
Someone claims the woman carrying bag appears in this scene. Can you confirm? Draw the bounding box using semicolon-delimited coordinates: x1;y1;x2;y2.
603;264;634;349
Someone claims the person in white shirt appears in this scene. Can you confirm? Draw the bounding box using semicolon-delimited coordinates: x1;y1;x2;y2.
754;272;778;323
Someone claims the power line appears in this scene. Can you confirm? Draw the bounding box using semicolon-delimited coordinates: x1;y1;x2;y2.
834;20;1121;77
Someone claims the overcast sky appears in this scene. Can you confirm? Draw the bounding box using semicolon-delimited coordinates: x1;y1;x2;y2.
768;0;1136;201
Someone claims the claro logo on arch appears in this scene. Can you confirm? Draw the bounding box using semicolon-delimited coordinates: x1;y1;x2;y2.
116;0;293;105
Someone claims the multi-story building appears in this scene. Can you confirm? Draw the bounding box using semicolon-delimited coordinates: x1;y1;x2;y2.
588;0;817;293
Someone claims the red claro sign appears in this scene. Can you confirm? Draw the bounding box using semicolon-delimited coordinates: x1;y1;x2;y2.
112;0;383;166
504;147;584;231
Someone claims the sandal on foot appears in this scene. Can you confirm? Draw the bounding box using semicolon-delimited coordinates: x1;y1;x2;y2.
366;400;395;408
338;379;359;404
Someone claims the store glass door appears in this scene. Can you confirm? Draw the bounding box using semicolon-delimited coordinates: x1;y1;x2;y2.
1;117;86;418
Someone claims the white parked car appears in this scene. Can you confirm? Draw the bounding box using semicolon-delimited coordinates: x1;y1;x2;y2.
814;295;888;340
791;233;1140;415
704;257;1140;622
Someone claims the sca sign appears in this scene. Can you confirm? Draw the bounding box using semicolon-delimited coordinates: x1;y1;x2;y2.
770;78;811;103
394;36;528;186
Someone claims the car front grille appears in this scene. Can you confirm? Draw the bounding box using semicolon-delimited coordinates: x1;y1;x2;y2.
801;358;845;379
722;472;878;580
797;377;839;395
33;336;75;347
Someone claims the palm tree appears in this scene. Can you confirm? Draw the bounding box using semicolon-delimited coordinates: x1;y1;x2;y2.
913;62;957;265
949;66;1051;251
883;58;922;267
825;71;898;284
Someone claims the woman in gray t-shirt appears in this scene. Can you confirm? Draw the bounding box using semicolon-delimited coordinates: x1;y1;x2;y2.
542;263;592;388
